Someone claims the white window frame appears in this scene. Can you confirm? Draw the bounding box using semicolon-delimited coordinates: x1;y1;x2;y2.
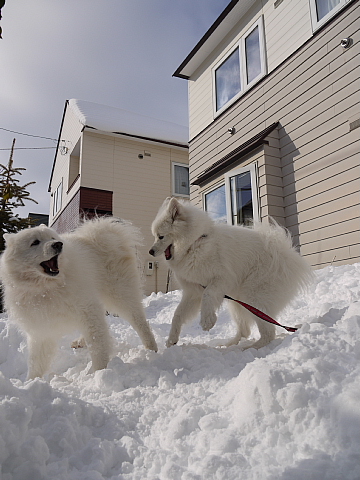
68;138;81;189
203;182;227;223
309;0;349;31
202;164;260;225
212;16;266;117
224;163;259;225
52;180;63;218
172;162;190;197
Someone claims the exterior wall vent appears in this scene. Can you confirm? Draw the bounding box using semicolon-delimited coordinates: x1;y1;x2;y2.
274;0;285;8
349;118;360;132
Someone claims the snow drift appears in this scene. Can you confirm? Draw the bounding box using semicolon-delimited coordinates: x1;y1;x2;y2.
0;263;359;479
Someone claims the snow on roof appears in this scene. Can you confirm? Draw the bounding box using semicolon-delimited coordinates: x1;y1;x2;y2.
69;99;189;147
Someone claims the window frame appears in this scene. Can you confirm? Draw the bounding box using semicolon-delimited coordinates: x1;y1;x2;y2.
224;163;259;225
172;162;190;197
203;182;227;224
212;16;266;117
309;0;349;31
68;138;81;191
203;164;260;225
52;179;63;218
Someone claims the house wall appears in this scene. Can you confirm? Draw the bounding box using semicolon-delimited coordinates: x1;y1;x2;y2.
188;0;316;139
83;131;188;294
189;0;360;268
55;129;188;295
49;104;84;226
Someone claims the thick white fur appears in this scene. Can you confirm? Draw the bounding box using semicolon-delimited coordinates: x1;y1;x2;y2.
150;197;313;349
0;217;157;379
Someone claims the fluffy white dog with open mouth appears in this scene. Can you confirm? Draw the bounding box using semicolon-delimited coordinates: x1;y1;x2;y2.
0;217;157;379
149;197;313;349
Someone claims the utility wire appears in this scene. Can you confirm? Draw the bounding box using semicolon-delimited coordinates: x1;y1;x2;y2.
0;146;56;150
0;127;57;142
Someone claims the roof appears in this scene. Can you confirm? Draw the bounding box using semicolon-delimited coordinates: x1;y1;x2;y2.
173;0;257;79
69;99;189;147
192;122;279;186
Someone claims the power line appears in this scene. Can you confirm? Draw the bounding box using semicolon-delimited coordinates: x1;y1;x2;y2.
0;146;56;150
0;127;57;142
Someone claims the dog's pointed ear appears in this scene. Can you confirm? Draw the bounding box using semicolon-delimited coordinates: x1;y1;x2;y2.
3;233;15;245
167;197;184;222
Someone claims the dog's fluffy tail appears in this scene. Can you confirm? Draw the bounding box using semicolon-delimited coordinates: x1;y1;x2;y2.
75;216;143;248
254;219;314;293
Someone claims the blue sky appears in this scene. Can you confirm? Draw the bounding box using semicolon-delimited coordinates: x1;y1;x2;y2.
0;0;229;217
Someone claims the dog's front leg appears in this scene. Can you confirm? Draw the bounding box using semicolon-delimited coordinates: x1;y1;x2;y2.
27;336;57;379
81;307;112;373
200;282;225;331
167;288;202;347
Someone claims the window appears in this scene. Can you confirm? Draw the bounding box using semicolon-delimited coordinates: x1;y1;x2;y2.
215;48;241;111
310;0;348;30
213;17;266;115
204;165;259;226
68;138;81;189
52;180;63;217
204;184;227;223
225;164;259;226
245;25;262;84
173;163;189;196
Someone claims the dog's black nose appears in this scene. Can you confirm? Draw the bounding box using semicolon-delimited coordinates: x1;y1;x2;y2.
149;249;155;256
52;241;63;253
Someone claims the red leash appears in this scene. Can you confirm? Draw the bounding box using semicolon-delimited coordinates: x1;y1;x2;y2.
224;294;298;332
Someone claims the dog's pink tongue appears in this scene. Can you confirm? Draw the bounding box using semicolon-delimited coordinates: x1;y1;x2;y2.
165;245;172;260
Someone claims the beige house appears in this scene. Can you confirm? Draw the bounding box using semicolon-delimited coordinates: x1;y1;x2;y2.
49;99;189;294
174;0;359;268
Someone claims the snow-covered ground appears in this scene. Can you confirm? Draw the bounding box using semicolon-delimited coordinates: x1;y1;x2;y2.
0;263;359;480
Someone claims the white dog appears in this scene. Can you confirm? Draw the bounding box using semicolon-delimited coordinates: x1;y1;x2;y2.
149;197;313;349
1;217;157;379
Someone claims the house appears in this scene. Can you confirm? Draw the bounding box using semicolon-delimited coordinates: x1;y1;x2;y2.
49;99;189;294
174;0;359;268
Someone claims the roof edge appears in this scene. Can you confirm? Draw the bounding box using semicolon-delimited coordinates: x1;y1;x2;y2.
191;121;279;186
84;126;189;149
48;100;69;192
173;0;240;79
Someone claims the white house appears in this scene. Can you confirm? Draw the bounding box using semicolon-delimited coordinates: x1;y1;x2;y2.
174;0;359;268
49;99;189;294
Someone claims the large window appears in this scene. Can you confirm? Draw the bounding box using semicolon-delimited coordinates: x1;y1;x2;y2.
215;48;241;112
213;17;266;115
204;184;227;223
173;162;190;196
204;164;259;226
310;0;349;30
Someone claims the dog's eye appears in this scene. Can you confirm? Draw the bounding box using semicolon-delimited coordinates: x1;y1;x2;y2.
31;239;40;246
158;235;164;240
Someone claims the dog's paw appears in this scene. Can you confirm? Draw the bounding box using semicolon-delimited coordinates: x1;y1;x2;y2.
71;337;87;349
200;311;217;331
145;339;158;352
166;337;178;348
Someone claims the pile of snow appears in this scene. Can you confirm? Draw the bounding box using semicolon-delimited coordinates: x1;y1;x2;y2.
69;99;189;146
0;263;359;480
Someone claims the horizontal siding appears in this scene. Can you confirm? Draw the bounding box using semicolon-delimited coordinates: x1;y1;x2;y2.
189;2;359;170
189;0;359;269
189;0;318;138
189;0;358;172
265;0;312;72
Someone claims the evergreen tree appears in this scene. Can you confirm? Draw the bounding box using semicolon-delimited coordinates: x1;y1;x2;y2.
0;138;38;251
